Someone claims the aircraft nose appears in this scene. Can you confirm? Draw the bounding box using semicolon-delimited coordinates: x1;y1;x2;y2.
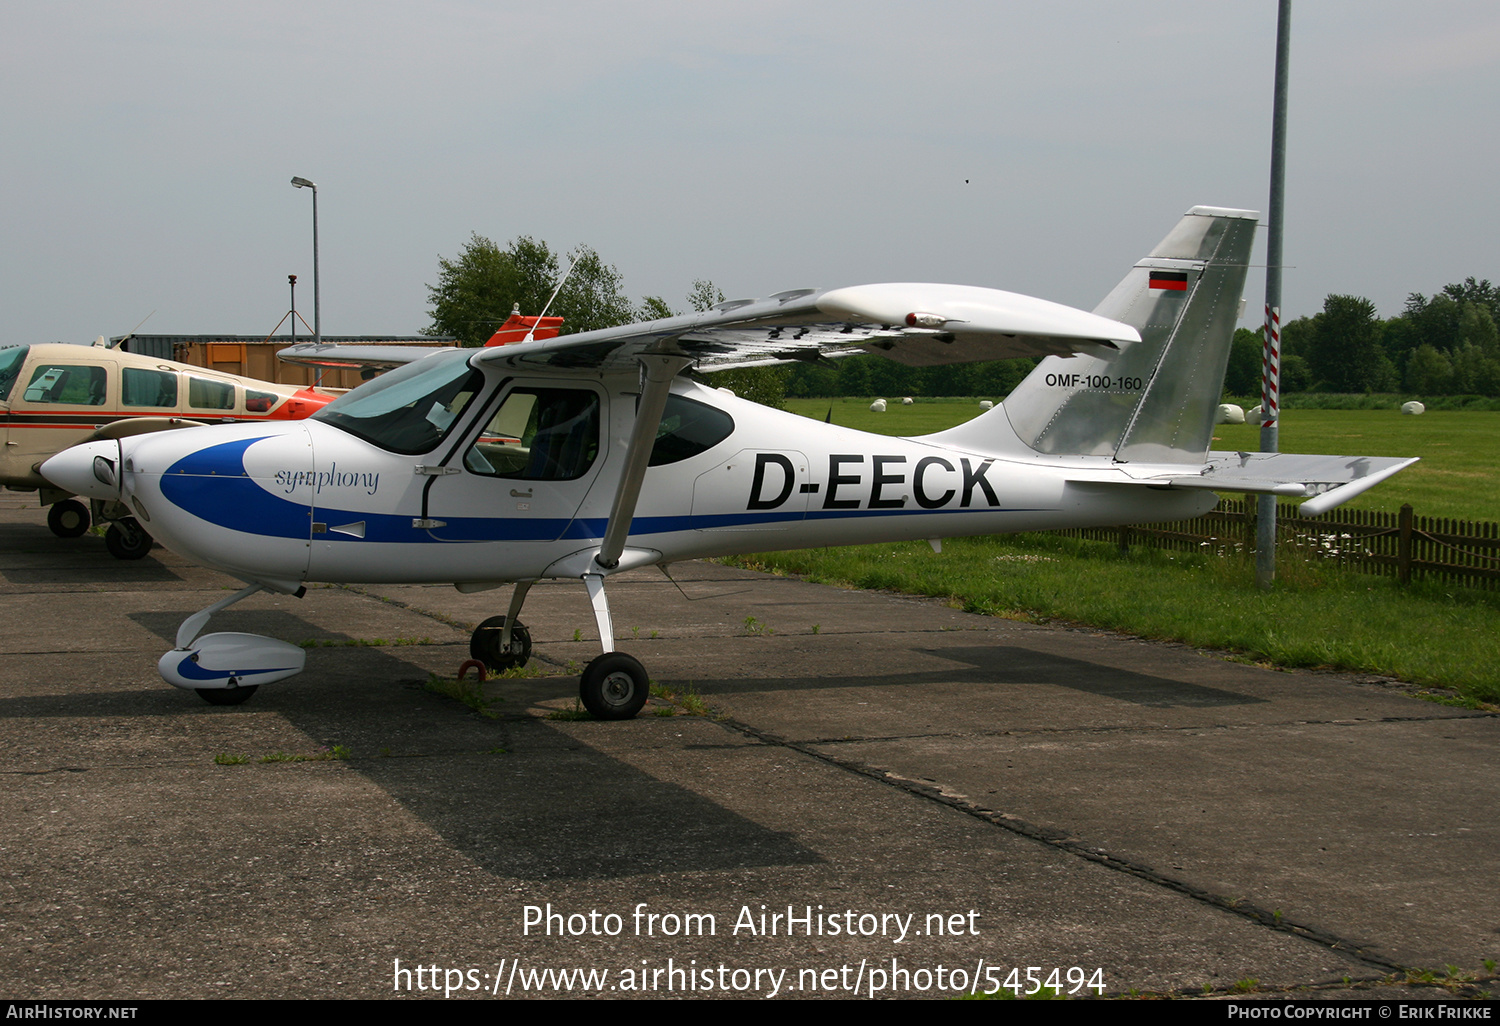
40;439;123;501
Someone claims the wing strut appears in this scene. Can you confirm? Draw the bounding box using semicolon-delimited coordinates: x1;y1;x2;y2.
576;352;690;661
594;354;692;571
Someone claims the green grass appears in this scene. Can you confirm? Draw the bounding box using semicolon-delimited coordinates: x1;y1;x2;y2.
728;533;1500;704
786;399;1500;520
768;401;1500;700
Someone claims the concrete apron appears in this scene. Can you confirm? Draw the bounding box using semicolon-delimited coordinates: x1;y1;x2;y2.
1;496;1495;1000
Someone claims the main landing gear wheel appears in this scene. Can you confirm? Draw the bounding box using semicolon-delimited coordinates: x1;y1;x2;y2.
104;518;153;560
47;500;90;538
196;685;259;706
579;652;649;721
470;616;532;672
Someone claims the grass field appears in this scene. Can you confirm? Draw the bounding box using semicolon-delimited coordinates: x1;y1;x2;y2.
758;398;1500;701
787;398;1500;520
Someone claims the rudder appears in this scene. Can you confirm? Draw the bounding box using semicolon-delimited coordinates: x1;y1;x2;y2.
996;206;1257;464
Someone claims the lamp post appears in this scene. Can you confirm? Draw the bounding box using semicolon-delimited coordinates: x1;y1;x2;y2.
290;177;320;347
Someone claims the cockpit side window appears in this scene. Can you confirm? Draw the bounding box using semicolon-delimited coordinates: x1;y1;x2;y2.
0;346;28;402
22;364;108;406
463;388;601;480
648;394;735;466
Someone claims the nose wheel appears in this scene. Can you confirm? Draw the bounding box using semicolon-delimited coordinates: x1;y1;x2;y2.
105;517;153;560
469;616;532;672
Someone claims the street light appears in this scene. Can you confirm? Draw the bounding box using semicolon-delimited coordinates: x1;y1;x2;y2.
290;176;320;347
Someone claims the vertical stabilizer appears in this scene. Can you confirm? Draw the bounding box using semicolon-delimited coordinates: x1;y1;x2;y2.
996;206;1257;463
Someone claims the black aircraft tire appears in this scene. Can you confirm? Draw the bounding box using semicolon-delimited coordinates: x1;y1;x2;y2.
104;519;153;560
579;652;649;720
470;616;532;672
47;500;90;538
196;686;259;706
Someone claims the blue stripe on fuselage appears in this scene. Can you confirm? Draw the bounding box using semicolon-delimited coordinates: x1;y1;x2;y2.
159;437;1039;543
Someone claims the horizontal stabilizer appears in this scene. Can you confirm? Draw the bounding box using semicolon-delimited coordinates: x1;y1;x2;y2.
1080;452;1420;516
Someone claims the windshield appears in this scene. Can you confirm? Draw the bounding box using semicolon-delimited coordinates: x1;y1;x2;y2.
312;351;484;454
0;346;28;402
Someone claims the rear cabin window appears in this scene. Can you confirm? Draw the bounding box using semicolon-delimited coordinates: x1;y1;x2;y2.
246;389;278;413
122;368;178;408
649;394;735;466
188;376;235;411
23;364;108;406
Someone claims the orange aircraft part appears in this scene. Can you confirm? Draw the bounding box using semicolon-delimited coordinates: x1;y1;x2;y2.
484;313;563;347
266;386;337;420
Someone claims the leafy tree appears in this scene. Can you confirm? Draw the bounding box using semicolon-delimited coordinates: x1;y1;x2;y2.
687;279;725;313
1404;343;1452;394
1459;302;1499;358
1306;295;1386;392
638;296;676;321
425;235;633;346
423;233;540;346
1402;292;1462;355
550;245;635;334
1224;327;1264;397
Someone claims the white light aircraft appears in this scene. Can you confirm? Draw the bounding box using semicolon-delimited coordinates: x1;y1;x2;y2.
43;207;1416;714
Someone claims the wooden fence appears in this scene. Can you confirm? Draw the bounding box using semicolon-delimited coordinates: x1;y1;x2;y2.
1052;498;1500;590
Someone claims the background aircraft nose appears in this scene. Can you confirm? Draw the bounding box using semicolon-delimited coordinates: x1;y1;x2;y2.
40;440;121;501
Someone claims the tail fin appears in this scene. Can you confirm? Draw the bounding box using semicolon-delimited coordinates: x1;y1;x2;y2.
938;206;1257;464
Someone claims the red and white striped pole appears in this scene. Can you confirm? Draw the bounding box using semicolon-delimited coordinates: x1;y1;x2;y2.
1261;304;1280;433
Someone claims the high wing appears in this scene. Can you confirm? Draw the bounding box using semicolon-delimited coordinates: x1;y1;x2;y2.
471;283;1140;372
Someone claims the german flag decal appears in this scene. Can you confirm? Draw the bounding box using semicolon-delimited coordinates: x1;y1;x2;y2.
1149;270;1189;291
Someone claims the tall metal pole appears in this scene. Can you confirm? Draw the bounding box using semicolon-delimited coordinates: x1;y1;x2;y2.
1256;0;1291;591
290;177;320;346
309;184;318;345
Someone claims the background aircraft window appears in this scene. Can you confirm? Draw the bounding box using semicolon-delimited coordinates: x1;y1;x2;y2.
245;389;277;413
648;394;735;466
188;377;235;410
0;346;28;402
464;388;600;480
313;350;482;455
122;368;178;408
22;364;108;406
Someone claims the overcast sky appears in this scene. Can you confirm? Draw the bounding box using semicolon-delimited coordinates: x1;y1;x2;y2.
3;1;1496;344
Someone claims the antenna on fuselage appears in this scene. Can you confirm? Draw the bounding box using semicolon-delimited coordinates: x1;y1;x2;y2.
106;310;157;349
524;256;578;342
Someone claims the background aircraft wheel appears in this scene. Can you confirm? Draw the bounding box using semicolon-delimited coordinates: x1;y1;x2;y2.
47;500;90;538
104;518;153;560
196;686;258;706
470;616;531;671
579;652;648;720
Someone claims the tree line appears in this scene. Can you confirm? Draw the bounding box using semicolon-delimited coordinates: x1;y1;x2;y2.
425;234;1497;402
1224;279;1500;397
